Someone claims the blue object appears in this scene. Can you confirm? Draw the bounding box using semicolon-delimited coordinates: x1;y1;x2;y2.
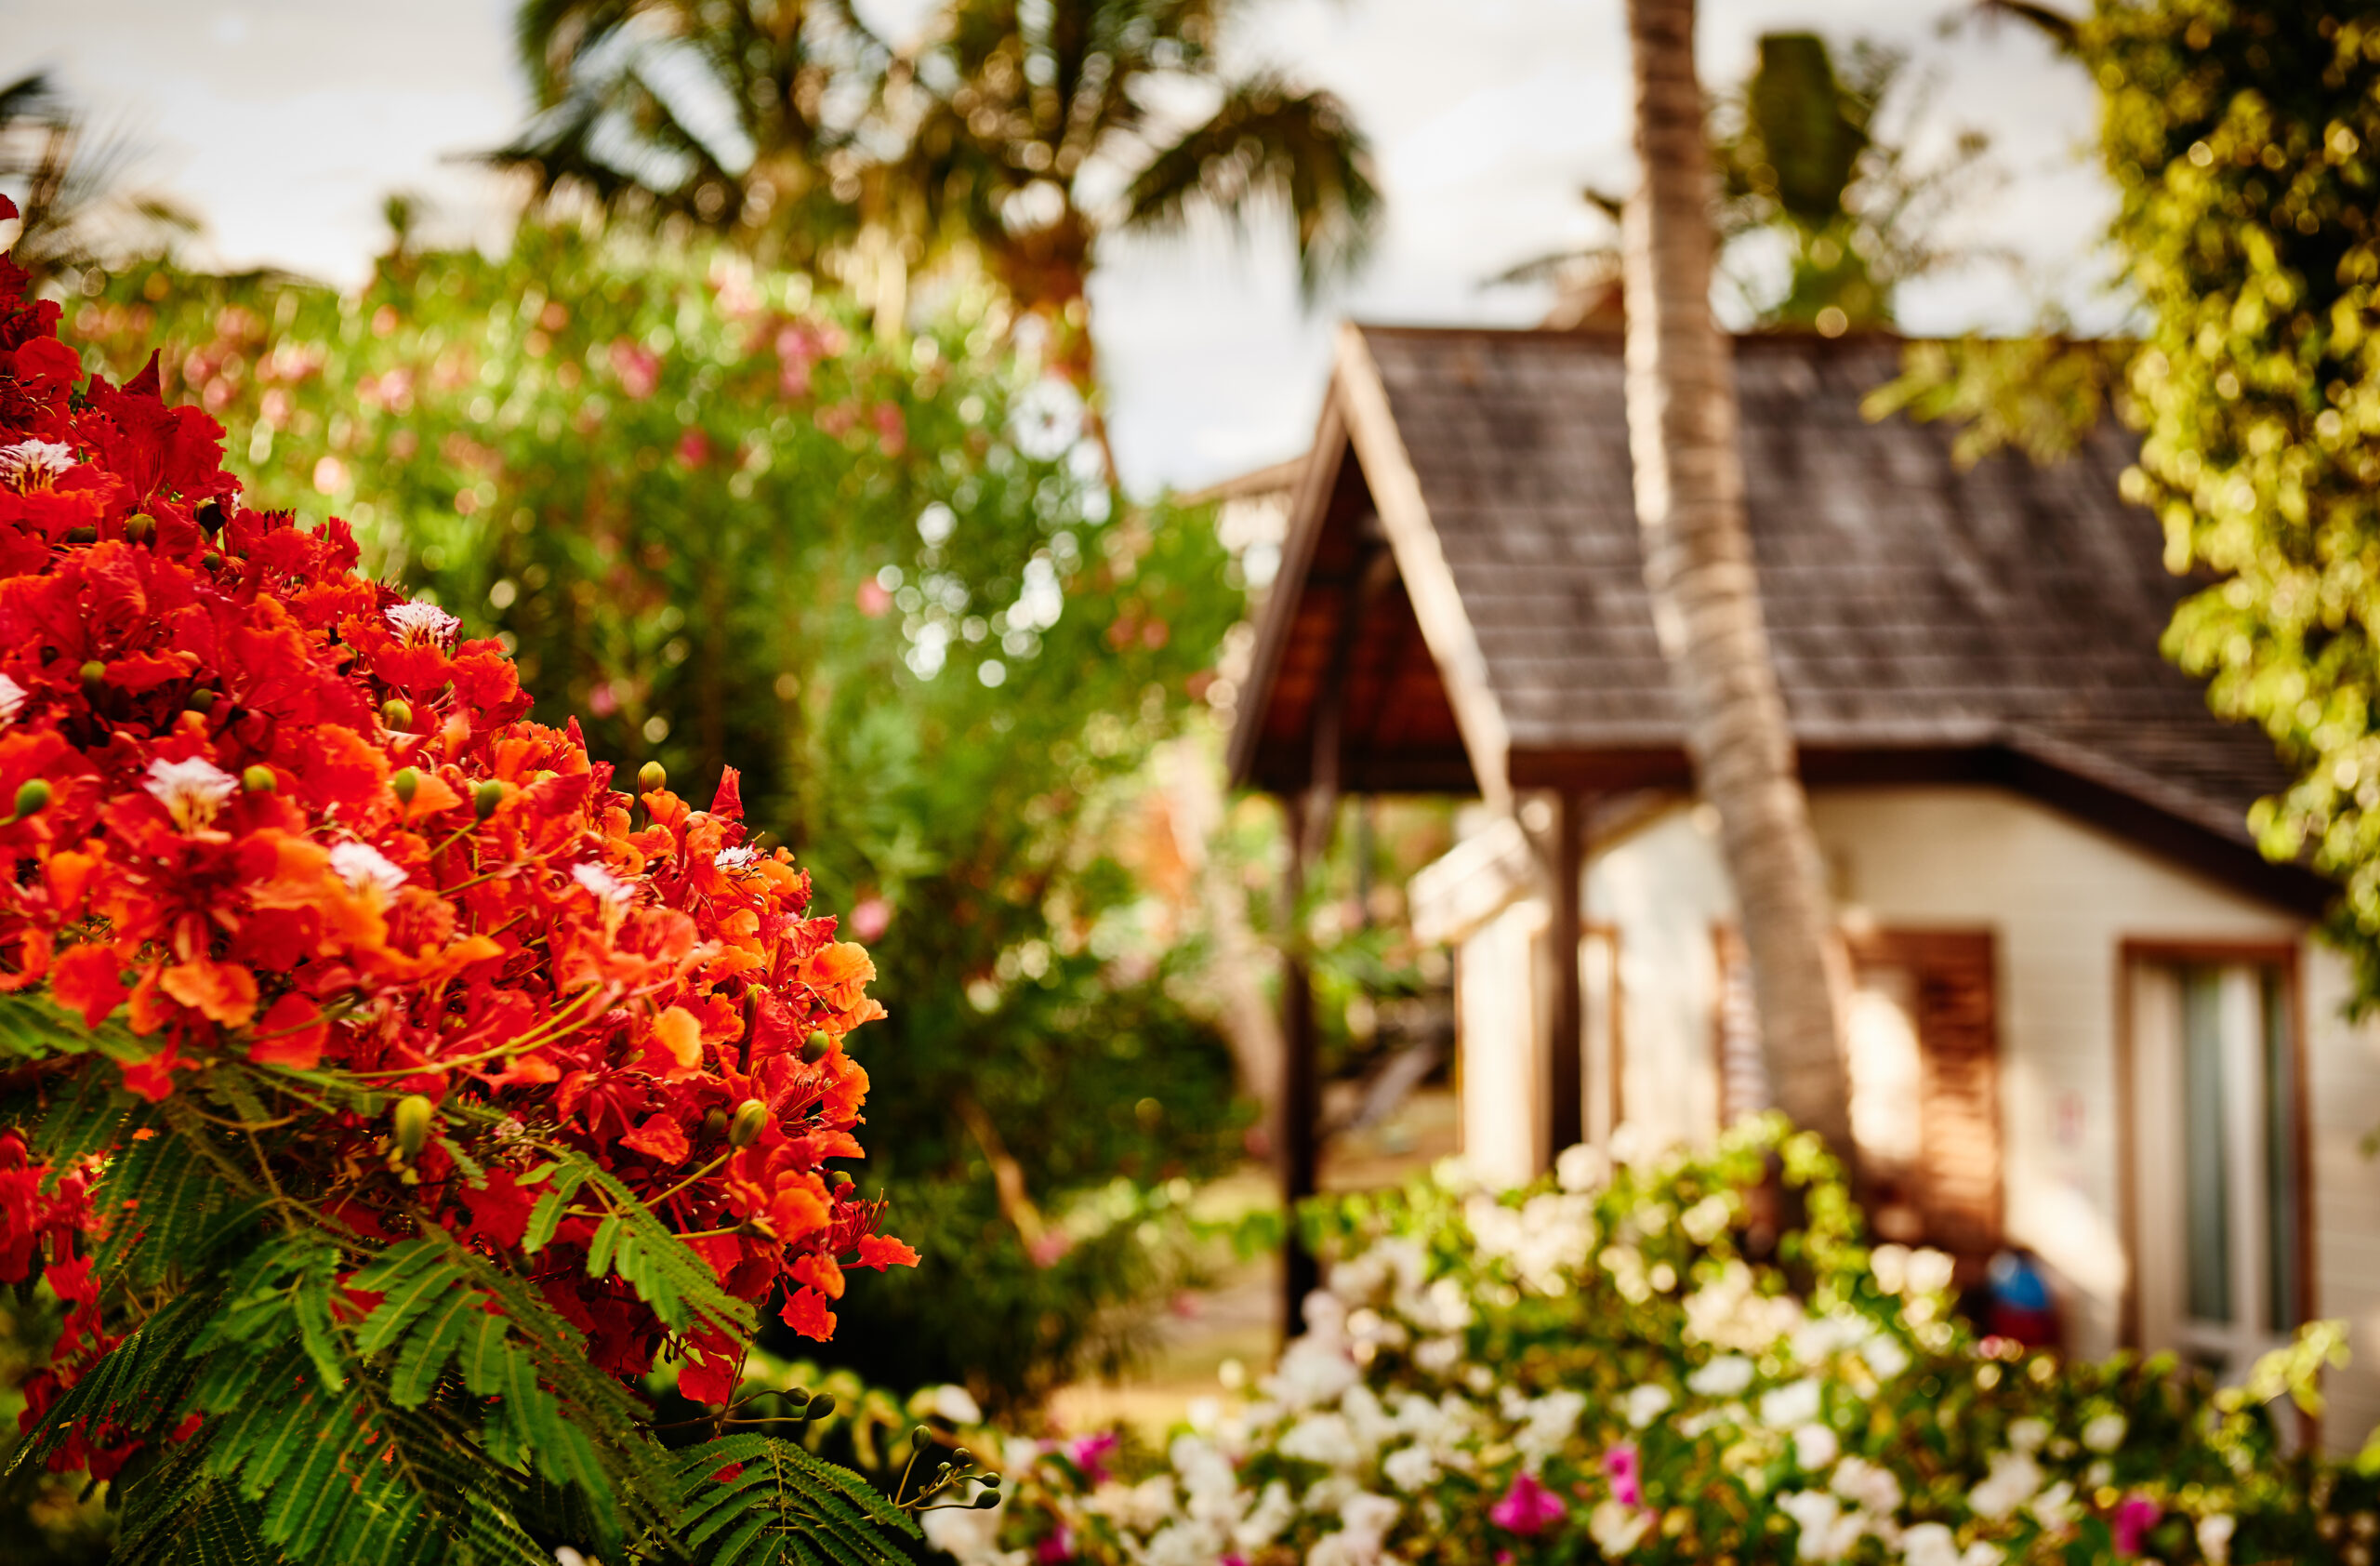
1988;1249;2052;1312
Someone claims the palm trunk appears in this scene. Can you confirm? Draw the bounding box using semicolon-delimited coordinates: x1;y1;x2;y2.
1620;0;1852;1154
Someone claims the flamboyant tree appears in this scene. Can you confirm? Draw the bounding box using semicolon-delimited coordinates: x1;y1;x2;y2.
0;196;998;1560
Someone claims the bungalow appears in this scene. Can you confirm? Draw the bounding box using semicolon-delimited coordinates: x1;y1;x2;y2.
1224;321;2380;1442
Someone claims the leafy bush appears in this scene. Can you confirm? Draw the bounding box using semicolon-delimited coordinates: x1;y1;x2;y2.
61;224;1252;1408
929;1120;2374;1565
0;196;978;1563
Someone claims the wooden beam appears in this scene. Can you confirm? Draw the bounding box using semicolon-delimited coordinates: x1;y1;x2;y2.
1226;396;1352;790
1333;324;1514;809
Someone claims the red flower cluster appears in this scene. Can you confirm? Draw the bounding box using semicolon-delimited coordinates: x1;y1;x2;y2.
0;196;911;1420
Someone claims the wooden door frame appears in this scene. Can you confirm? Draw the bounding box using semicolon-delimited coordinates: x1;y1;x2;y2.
2113;938;2314;1359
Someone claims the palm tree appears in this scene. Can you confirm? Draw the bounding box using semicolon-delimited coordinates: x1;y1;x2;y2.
490;0;892;269
494;0;1380;484
1620;0;1852;1152
893;0;1377;474
1503;33;1995;336
0;73;193;285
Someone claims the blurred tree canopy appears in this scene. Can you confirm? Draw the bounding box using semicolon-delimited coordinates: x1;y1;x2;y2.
492;0;1379;475
1886;5;2380;1002
1502;31;1996;333
66;224;1252;1408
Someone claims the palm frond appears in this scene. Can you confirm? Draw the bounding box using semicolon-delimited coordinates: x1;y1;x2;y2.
1119;73;1380;298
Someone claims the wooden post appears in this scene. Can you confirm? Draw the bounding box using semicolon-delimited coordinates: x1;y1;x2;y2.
1548;790;1586;1158
1278;794;1321;1338
1277;536;1394;1338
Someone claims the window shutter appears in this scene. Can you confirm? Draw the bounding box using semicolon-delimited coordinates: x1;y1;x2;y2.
1897;932;2003;1266
1712;926;2003;1270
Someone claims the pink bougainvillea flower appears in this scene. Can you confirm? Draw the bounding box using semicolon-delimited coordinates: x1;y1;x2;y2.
1067;1431;1119;1485
1490;1471;1567;1536
1601;1443;1645;1510
2112;1493;2162;1556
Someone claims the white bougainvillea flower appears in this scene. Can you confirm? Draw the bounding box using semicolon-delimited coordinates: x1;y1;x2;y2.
1792;1422;1839;1470
1967;1450;2043;1520
1623;1383;1673;1430
385;598;462;646
329;841;409;898
142;755;239;832
0;439;75;490
1588;1499;1652;1557
2081;1412;2127;1453
1686;1354;1754;1398
0;674;26;723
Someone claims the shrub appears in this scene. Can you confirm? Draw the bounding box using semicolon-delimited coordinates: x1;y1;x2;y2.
0;196;975;1563
931;1120;2375;1565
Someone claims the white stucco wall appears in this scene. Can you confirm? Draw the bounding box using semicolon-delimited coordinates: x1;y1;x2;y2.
1573;784;2380;1444
2305;936;2380;1441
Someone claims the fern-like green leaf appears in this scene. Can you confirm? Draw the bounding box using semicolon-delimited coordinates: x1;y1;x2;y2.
669;1435;919;1566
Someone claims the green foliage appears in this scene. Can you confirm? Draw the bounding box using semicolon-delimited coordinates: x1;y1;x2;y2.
1710;33;1999;330
64;223;1251;1407
2081;6;2380;995
1885;7;2380;1000
0;992;959;1565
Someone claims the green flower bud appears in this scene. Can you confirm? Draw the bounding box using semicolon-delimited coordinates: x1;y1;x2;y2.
827;1169;853;1190
381;697;414;732
392;1095;434;1161
124;513;156;545
62;525;96;546
473;779;508;820
804;1394;836;1421
637;760;667;795
186;689;218;713
727;1099;769;1148
702;1108;729;1141
970;1491;1000;1510
801;1029;832;1063
200;551;222;571
78;659;105;692
390;767;420;805
241;765;276;794
9;779;51;821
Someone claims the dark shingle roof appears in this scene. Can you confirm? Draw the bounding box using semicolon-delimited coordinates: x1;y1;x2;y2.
1353;325;2290;847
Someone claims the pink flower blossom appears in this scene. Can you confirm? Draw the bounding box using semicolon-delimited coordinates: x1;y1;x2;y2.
1489;1471;1567;1536
850;896;892;941
610;339;661;400
857;579;892;617
1035;1526;1075;1563
1602;1443;1644;1509
2113;1493;2162;1556
1067;1432;1119;1484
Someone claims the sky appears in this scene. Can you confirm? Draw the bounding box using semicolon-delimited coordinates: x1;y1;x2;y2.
7;0;2114;495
